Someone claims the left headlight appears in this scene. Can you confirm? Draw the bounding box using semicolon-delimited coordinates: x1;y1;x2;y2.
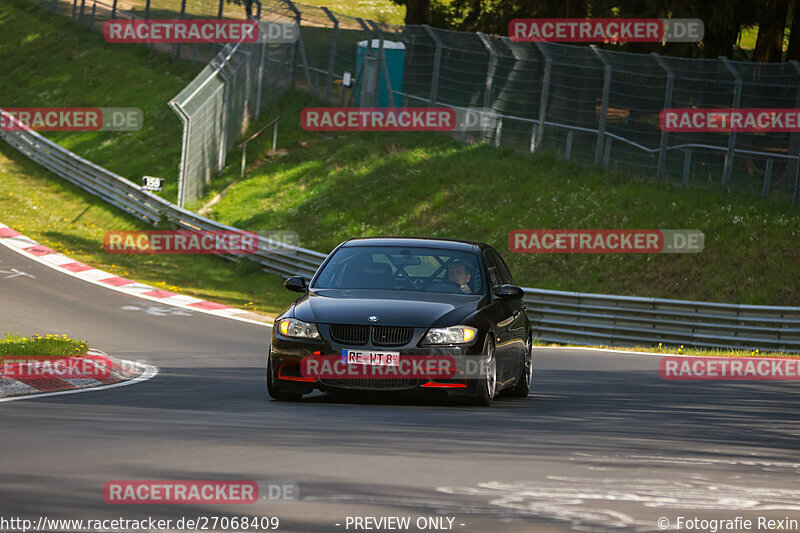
278;318;321;339
423;326;477;345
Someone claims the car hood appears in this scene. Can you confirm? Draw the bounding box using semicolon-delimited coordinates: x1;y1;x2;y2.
292;289;483;327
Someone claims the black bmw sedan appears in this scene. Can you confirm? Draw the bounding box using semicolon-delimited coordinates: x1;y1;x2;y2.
267;237;533;405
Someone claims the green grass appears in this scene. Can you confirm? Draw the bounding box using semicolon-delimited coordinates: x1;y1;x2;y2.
0;0;203;202
201;90;800;306
0;333;88;357
2;0;800;321
0;149;297;316
118;0;406;25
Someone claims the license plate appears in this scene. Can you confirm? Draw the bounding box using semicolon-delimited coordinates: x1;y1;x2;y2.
342;349;400;366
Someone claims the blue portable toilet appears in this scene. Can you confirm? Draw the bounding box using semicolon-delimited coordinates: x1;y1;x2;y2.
355;39;405;107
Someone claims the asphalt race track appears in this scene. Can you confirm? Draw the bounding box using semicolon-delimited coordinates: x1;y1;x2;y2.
1;242;799;533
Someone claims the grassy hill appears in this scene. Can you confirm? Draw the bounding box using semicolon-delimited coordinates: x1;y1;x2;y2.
1;0;799;311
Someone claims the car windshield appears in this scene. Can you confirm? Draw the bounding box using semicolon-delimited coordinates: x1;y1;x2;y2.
312;245;484;295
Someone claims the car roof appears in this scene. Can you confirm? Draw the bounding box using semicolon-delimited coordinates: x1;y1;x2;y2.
339;237;489;253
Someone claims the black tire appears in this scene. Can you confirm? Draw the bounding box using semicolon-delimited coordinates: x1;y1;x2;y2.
469;336;496;406
507;332;533;398
266;352;304;402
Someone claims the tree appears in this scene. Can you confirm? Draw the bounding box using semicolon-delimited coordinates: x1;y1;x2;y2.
753;0;789;62
390;0;432;25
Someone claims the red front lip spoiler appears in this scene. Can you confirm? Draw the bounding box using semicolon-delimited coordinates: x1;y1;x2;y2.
278;362;317;382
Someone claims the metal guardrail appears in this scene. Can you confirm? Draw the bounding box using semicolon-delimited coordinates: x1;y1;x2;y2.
0;126;326;279
2;125;800;352
524;289;800;352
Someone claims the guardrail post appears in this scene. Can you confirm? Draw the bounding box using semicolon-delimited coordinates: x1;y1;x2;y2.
423;25;442;107
321;7;339;105
591;46;612;166
682;149;692;187
284;0;312;92
534;43;552;151
476;32;497;139
652;52;674;183
720;57;741;188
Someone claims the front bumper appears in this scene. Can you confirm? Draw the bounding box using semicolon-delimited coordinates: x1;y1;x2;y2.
269;325;485;394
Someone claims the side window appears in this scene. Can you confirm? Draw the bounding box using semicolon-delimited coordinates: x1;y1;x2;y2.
490;249;515;286
483;251;502;290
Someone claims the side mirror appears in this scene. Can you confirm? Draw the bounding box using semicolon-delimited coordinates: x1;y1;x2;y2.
284;276;308;293
495;284;524;300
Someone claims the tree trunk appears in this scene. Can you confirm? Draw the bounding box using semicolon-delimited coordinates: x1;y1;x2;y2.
753;0;789;62
786;0;800;60
404;0;431;25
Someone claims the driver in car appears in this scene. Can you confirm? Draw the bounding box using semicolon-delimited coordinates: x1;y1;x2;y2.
447;261;473;294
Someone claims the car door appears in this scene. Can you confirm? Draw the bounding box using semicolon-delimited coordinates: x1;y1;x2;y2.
482;249;518;384
490;248;528;372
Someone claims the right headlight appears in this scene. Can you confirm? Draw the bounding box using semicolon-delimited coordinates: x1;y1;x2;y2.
278;318;321;339
423;326;477;345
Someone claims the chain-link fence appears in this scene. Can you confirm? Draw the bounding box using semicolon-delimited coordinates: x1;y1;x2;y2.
26;0;800;205
246;0;800;205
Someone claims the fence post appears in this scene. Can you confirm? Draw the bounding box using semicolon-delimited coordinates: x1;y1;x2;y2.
79;0;85;21
534;43;552;150
172;0;187;59
90;1;96;29
682;149;692;187
603;136;612;170
51;0;58;14
476;32;497;140
217;0;224;18
254;37;266;121
369;21;396;107
720;57;741;187
652;52;674;183
591;46;611;165
285;0;313;91
763;158;773;197
218;66;232;173
423;25;441;106
565;129;574;160
321;7;339;105
71;0;76;21
788;61;800;202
